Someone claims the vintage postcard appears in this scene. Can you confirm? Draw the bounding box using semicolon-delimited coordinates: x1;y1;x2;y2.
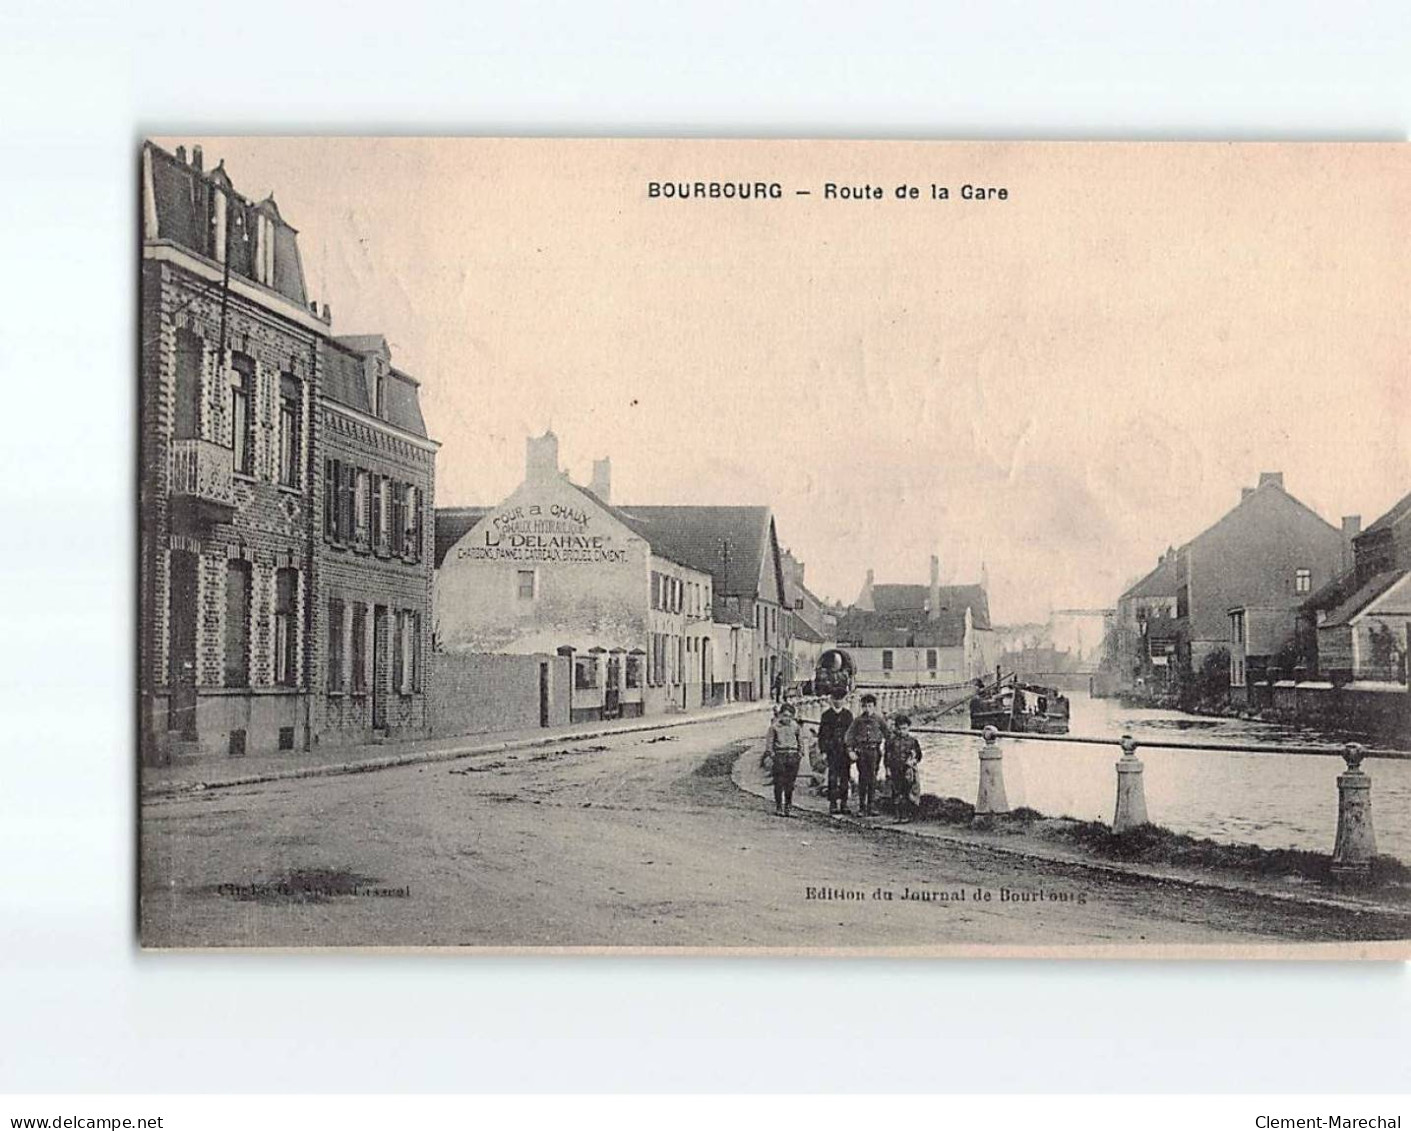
137;138;1410;955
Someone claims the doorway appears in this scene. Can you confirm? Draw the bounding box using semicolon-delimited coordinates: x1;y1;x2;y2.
538;661;551;727
167;549;198;740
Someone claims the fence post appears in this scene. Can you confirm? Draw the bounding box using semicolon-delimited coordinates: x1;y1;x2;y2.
975;725;1009;815
1331;743;1376;882
1112;734;1149;832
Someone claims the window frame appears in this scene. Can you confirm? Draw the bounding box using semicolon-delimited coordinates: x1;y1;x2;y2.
277;372;301;488
229;354;256;477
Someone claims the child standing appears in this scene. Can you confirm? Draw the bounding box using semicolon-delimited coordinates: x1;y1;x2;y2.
886;714;924;822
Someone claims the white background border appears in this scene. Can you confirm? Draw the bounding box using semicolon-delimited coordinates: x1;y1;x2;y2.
2;0;1409;1094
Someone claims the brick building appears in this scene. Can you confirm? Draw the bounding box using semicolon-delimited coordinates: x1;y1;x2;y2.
315;336;438;746
139;141;437;763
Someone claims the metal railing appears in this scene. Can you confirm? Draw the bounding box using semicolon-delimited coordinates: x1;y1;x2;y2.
787;689;1403;881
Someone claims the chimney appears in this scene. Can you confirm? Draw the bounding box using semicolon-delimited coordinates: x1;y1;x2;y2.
1258;471;1284;491
1341;515;1362;574
175;145;187;164
526;431;560;483
191;145;203;173
929;554;941;621
589;457;612;503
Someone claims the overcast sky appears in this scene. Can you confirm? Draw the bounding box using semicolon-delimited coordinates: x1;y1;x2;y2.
161;138;1409;621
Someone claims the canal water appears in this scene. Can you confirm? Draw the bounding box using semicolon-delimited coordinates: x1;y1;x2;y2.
915;691;1411;862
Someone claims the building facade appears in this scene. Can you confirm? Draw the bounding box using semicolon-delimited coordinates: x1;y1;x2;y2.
848;556;1000;682
614;503;791;701
1300;491;1411;686
315;335;438;746
434;434;714;721
1113;473;1354;703
139;141;437;763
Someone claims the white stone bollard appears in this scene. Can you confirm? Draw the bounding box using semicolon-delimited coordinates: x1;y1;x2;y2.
1331;743;1377;882
1112;735;1149;832
975;725;1009;816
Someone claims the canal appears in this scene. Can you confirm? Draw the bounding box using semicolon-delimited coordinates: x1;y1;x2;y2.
915;690;1411;862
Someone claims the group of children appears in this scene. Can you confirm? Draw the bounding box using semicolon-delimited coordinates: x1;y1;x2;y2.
763;691;923;821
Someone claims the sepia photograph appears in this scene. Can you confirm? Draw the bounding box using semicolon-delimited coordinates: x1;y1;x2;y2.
137;137;1411;954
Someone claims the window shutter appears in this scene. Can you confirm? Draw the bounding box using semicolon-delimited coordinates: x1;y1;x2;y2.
324;459;336;539
370;474;382;549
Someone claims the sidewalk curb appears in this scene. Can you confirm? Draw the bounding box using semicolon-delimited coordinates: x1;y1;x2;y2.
729;748;1411;922
143;701;774;799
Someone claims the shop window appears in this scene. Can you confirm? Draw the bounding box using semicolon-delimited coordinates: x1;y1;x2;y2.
626;655;643;688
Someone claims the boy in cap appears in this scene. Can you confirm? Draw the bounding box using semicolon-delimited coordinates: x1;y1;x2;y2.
765;700;806;817
885;714;924;822
817;690;855;816
845;693;889;816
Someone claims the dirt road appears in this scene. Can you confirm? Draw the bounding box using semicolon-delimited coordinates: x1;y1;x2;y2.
140;711;1402;949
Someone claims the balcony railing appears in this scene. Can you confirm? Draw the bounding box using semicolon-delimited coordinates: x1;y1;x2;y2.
169;438;235;513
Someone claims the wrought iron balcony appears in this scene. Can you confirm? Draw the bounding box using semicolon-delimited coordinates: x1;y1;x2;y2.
169;438;236;522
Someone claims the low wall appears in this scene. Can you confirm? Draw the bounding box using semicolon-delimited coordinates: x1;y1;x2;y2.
1255;681;1410;745
428;652;570;738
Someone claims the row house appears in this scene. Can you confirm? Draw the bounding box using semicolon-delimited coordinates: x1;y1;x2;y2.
847;556;1001;682
316;336;438;745
1109;473;1351;705
138;141;437;764
1298;491;1411;687
614;502;791;702
433;434;716;723
780;547;837;695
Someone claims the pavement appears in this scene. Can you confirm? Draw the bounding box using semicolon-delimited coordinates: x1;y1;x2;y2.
140;707;1411;950
142;698;779;796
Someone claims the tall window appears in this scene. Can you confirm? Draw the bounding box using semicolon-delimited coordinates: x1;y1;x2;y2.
353;470;370;546
881;649;894;671
626;654;643;689
230;354;255;476
404;484;420;560
392;609;405;692
391;482;407;555
926;649;938;670
327;599;345;692
517;570;536;600
274;568;298;686
324;459;339;541
1295;568;1311;594
278;374;301;487
174;329;203;441
376;479;391;554
351;603;367;693
370;473;384;550
224;560;251;688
